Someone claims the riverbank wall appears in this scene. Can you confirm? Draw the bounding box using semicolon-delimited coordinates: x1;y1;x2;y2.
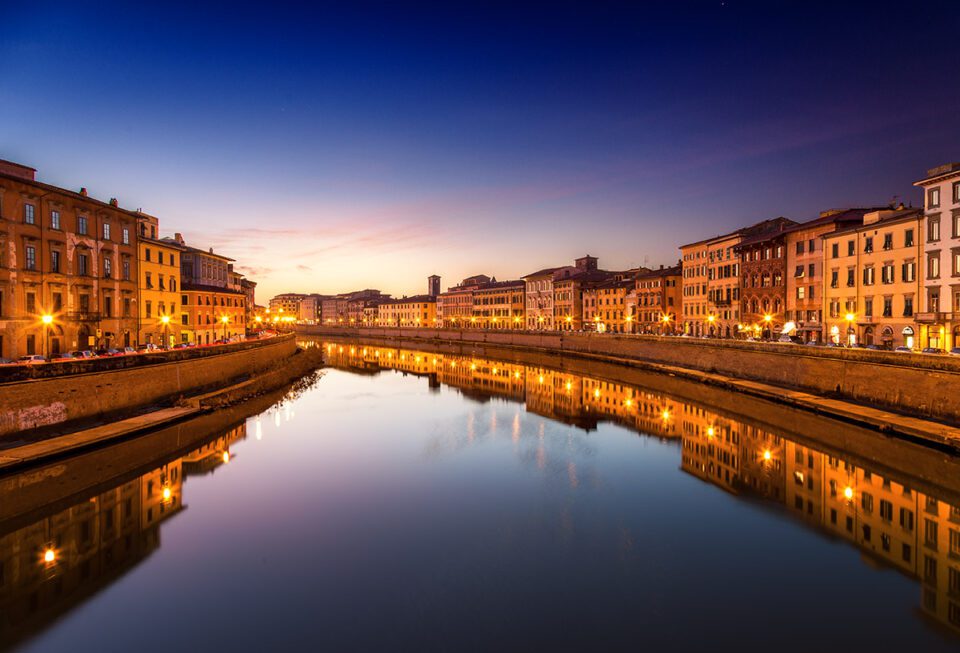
298;326;960;422
0;334;298;439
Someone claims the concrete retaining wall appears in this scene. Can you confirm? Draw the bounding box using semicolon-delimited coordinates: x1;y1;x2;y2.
0;335;297;438
299;326;960;421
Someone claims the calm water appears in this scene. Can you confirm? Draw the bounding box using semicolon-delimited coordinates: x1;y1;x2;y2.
3;340;960;652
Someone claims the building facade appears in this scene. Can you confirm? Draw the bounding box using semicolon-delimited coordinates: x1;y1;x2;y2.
137;214;183;347
0;159;139;358
631;264;682;334
914;163;960;350
438;275;490;326
472;279;524;328
680;240;709;336
377;295;437;327
822;208;923;348
736;218;797;339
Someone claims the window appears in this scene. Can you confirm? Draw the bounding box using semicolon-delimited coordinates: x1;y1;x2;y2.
103;223;111;240
122;227;129;244
794;265;804;278
796;287;805;300
883;233;893;250
929;217;941;242
26;292;36;314
904;296;914;317
864;237;873;253
145;248;151;262
51;250;61;273
863;267;875;286
24;204;35;224
830;269;839;288
831;243;839;258
78;254;88;276
122;258;130;281
905;229;914;247
123;298;131;317
25;245;36;270
847;268;855;287
104;296;113;318
951;529;960;556
171;279;177;292
903;261;916;282
929;187;941;208
900;508;915;531
926;519;939;548
808;263;815;278
796;241;804;254
847;240;855;256
929;254;941;279
146;301;152;318
51;210;61;230
883;297;893;318
145;272;153;288
78;215;88;235
881;264;894;284
52;292;62;312
954;250;960;276
864;297;873;317
103;257;112;278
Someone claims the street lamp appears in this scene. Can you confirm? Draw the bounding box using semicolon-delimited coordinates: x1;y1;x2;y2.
844;312;856;346
221;315;229;341
160;314;170;349
41;314;53;358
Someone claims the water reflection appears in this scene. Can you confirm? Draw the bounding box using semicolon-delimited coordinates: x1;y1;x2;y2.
0;425;245;650
321;341;960;638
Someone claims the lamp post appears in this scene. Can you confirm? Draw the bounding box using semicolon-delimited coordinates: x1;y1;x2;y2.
844;312;856;346
41;314;53;358
221;315;229;341
160;314;170;349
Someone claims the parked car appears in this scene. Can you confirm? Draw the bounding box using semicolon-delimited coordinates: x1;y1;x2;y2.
804;340;820;347
122;347;138;355
949;347;960;356
864;344;884;351
825;342;846;348
921;347;944;355
18;355;47;364
50;352;77;361
0;357;14;365
96;348;123;357
138;344;159;353
70;350;97;359
893;346;913;353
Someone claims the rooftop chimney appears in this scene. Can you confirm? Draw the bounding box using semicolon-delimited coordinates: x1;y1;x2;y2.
109;198;118;207
79;187;88;196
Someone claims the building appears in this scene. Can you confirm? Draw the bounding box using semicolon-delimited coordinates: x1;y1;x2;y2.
913;163;960;350
240;278;257;330
0;159;141;358
377;295;436;327
582;277;633;333
174;235;246;344
320;289;389;326
136;213;183;347
437;275;490;326
554;270;611;331
523;255;598;331
704;232;744;338
735;217;798;339
784;209;880;343
472;279;524;328
427;274;441;298
680;240;709;336
268;292;306;317
822;208;923;348
298;293;327;324
630;264;682;334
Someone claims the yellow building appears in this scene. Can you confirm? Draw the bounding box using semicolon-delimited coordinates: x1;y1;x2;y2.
377;295;437;327
137;215;183;347
822;208;923;348
583;278;633;333
472;280;524;329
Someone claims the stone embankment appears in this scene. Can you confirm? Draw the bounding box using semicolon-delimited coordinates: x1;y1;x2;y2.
0;334;304;440
298;326;960;424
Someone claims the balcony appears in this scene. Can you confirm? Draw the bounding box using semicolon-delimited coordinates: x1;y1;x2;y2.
915;312;953;324
65;311;101;322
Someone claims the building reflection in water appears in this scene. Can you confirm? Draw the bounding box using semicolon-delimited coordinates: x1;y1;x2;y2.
0;423;247;650
322;341;960;636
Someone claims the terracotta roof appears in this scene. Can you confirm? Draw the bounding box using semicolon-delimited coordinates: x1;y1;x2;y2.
636;264;682;279
380;294;437;305
522;266;561;279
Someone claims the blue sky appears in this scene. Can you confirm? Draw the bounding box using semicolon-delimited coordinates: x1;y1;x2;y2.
2;1;958;300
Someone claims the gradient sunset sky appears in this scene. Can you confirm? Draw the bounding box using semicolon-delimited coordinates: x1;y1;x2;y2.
3;2;958;301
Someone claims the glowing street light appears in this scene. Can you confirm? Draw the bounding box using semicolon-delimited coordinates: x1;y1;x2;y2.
221;315;230;341
160;314;171;348
43;548;56;564
762;449;772;461
843;486;854;501
41;313;53;358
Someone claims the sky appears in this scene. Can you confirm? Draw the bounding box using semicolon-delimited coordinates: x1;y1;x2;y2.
2;1;959;302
